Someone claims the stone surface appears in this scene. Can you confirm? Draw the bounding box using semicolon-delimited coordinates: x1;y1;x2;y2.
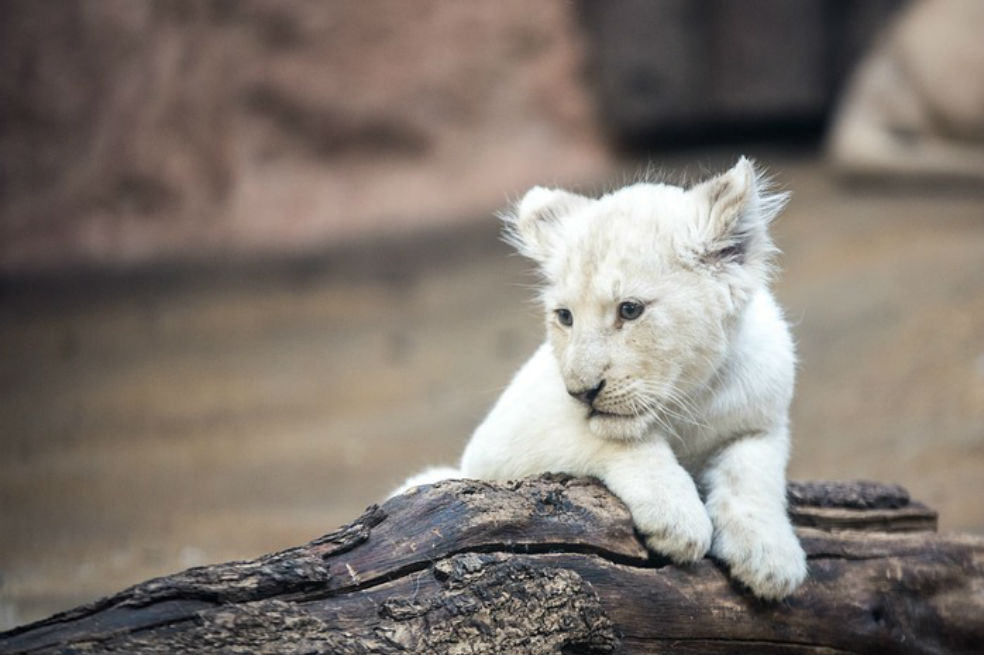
0;0;607;273
827;0;984;182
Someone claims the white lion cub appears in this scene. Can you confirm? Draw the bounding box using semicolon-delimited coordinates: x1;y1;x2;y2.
397;158;807;600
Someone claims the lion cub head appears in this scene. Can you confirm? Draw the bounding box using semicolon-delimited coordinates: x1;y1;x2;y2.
506;158;788;441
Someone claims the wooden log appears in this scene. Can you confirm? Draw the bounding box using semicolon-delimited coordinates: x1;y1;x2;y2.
1;476;982;654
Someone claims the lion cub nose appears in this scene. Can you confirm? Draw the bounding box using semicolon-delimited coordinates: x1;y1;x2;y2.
568;380;606;406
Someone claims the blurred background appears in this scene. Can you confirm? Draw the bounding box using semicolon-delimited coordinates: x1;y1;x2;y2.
2;0;983;630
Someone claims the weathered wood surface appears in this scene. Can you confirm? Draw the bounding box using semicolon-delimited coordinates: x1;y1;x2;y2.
1;476;982;654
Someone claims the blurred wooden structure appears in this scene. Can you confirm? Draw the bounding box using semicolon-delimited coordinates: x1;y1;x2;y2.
578;0;902;146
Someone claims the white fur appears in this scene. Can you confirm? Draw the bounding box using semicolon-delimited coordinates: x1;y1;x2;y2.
396;158;807;600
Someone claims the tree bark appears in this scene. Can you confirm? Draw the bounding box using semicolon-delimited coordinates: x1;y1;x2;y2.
1;476;982;654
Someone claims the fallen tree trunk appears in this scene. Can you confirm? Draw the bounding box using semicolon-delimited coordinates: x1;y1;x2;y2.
1;476;982;654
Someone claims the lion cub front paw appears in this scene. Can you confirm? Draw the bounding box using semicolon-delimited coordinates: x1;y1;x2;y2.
636;499;714;565
712;520;807;601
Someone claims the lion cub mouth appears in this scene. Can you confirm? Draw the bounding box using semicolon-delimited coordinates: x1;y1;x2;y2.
588;408;635;419
586;406;653;441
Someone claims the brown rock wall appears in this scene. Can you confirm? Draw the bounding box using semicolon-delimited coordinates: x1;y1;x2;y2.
1;1;606;273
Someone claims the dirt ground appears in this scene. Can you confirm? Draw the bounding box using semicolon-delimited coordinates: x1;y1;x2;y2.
1;153;983;629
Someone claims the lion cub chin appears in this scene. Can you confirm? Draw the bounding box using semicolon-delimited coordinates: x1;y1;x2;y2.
396;158;807;601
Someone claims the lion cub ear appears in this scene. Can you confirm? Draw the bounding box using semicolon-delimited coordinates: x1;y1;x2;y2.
691;157;788;274
503;186;589;262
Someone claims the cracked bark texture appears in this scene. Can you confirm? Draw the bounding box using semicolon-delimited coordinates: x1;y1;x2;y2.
1;476;982;655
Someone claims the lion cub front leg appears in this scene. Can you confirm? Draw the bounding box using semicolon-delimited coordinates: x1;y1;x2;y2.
598;439;713;564
702;431;807;600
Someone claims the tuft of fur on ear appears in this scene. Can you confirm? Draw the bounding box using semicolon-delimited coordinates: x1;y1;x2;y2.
689;157;789;279
501;186;589;262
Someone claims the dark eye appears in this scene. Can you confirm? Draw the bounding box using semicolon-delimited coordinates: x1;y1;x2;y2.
555;308;573;327
618;301;644;321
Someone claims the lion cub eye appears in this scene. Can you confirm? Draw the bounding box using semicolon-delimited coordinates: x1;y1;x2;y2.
618;301;644;321
555;308;573;327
